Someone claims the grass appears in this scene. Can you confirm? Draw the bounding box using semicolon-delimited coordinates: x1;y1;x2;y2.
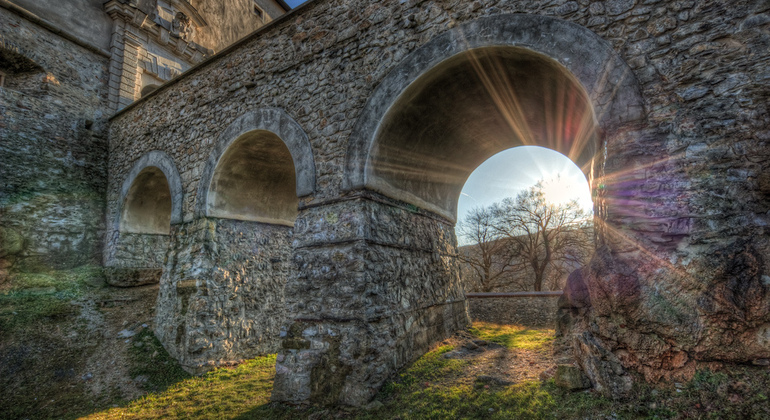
128;329;192;393
0;266;105;420
2;269;770;420
82;356;280;420
468;322;555;351
77;322;770;420
0;266;100;332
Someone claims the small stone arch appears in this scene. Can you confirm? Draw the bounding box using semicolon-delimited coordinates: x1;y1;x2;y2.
195;108;315;221
116;150;184;233
344;13;645;200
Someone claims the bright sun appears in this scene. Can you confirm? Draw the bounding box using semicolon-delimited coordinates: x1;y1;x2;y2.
540;174;581;205
457;146;593;231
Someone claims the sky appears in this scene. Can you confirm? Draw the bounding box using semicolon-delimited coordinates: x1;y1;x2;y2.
457;146;593;225
285;0;308;8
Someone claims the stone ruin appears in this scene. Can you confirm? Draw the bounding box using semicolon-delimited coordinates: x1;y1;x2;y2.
3;0;770;408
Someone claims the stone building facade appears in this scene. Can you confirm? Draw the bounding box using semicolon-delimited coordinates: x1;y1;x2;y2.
3;0;770;410
0;0;289;281
104;0;770;406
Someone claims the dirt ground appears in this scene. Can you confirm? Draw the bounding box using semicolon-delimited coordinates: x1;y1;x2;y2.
0;279;161;419
440;329;555;385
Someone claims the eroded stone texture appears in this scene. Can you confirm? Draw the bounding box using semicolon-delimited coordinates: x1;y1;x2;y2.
154;218;290;373
103;232;170;286
468;295;561;328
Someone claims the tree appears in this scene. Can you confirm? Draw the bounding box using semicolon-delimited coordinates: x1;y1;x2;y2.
458;182;593;292
457;207;520;292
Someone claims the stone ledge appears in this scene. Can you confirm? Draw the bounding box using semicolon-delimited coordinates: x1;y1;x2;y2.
104;267;162;287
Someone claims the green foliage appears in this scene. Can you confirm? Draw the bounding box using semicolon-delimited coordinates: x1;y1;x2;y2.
83;355;280;420
0;266;107;420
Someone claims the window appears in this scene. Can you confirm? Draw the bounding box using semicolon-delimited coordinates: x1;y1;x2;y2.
252;1;264;20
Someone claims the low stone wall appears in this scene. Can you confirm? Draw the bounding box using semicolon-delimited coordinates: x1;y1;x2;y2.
467;292;562;329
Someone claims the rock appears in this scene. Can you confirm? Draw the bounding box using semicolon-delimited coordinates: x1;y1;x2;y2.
307;409;330;420
554;365;592;390
104;267;162;287
117;329;136;338
364;400;384;410
0;227;24;258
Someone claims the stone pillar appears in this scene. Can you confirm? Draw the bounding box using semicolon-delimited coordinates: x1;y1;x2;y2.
154;217;291;373
272;194;469;406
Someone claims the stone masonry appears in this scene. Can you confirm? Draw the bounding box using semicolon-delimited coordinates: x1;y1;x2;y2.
0;6;110;278
2;0;765;409
468;293;562;328
103;0;770;406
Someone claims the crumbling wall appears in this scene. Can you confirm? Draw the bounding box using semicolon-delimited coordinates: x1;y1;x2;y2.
468;294;562;328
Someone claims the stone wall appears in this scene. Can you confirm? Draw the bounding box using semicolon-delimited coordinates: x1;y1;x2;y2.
273;195;469;405
8;0;113;51
0;7;110;278
107;0;770;405
191;0;289;52
154;217;291;373
467;293;562;328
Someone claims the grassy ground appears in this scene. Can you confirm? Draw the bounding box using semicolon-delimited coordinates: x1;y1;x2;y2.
3;268;770;419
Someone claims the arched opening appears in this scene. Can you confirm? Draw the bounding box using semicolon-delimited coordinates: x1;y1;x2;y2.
458;147;594;337
274;15;646;406
368;47;597;222
458;146;594;289
206;130;298;225
155;109;315;374
120;166;172;234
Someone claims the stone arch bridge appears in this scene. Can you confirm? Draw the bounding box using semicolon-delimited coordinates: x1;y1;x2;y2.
105;0;770;407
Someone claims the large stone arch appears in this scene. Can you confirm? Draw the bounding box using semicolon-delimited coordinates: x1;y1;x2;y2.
105;151;183;287
195;107;316;219
275;14;648;406
344;13;645;204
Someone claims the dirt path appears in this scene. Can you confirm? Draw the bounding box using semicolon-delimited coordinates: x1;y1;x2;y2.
442;329;555;387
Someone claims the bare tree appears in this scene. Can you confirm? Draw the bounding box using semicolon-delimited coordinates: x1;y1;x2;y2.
458;182;593;292
457;207;520;292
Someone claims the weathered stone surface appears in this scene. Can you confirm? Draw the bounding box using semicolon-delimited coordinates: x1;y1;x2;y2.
96;0;770;406
104;267;163;287
554;364;592;391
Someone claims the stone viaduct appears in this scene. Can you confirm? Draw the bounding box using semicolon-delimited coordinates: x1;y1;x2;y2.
104;0;769;407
